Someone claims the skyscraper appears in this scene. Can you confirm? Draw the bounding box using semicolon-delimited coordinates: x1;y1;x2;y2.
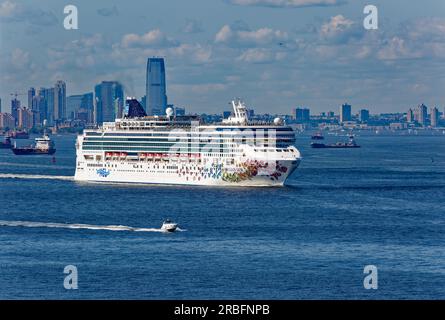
11;98;20;126
40;87;55;124
28;87;35;109
407;108;414;123
0;113;15;129
430;107;439;127
67;95;83;120
146;57;167;116
415;104;427;126
54;80;66;121
140;95;147;111
359;109;370;122
81;93;94;123
340;103;352;123
293;107;310;123
94;81;124;124
67;92;94;121
17;107;33;129
31;95;45;126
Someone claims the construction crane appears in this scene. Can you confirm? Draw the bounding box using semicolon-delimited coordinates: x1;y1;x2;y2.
10;92;26;99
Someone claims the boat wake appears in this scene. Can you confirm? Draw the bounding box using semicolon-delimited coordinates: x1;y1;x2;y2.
0;161;72;170
0;173;73;181
0;220;185;233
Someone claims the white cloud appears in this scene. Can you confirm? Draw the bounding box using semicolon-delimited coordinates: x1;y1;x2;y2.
121;29;178;48
319;15;361;43
0;0;16;17
377;37;409;60
0;0;58;26
215;25;288;46
226;0;344;8
237;48;285;63
405;18;445;42
170;44;212;63
215;25;233;43
11;48;30;68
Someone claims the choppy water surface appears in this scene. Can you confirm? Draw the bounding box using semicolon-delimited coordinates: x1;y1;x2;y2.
0;133;444;299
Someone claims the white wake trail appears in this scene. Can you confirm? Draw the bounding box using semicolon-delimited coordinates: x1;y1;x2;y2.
0;220;184;233
0;173;73;181
0;161;72;169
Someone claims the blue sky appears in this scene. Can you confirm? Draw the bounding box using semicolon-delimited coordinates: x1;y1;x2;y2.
1;0;444;114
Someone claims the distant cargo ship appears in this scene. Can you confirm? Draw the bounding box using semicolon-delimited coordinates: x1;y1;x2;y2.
10;130;29;139
12;134;56;155
0;136;12;149
311;136;360;149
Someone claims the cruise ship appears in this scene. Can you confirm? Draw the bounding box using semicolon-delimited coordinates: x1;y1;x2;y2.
74;99;301;186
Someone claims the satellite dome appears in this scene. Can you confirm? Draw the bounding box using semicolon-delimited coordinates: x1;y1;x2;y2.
274;117;283;125
166;107;174;117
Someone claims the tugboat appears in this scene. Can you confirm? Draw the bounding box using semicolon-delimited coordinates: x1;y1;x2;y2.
161;219;178;232
12;134;56;155
0;136;12;149
311;136;360;149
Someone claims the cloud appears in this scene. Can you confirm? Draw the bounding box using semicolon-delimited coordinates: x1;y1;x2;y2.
97;5;119;17
183;19;204;33
46;34;111;72
377;37;414;60
121;29;178;48
215;25;288;46
0;0;58;26
169;44;212;63
319;15;362;43
226;0;345;8
237;48;273;63
11;48;30;69
0;0;15;17
172;83;228;95
375;18;445;61
403;18;445;42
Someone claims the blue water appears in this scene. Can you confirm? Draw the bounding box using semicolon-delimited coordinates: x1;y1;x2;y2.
0;133;444;299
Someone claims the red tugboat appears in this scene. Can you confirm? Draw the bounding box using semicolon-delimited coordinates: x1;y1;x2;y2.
12;134;56;155
0;136;12;149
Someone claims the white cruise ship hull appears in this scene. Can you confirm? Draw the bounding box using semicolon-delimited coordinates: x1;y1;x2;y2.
74;158;300;187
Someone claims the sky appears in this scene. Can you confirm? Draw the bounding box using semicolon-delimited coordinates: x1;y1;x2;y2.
0;0;444;115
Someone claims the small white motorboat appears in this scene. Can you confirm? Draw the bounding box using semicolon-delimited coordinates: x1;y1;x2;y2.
161;219;178;232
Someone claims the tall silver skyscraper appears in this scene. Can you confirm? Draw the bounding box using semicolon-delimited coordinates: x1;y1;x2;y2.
54;80;66;121
146;57;167;116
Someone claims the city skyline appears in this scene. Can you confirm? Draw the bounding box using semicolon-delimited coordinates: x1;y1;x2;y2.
4;77;444;118
1;0;444;114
